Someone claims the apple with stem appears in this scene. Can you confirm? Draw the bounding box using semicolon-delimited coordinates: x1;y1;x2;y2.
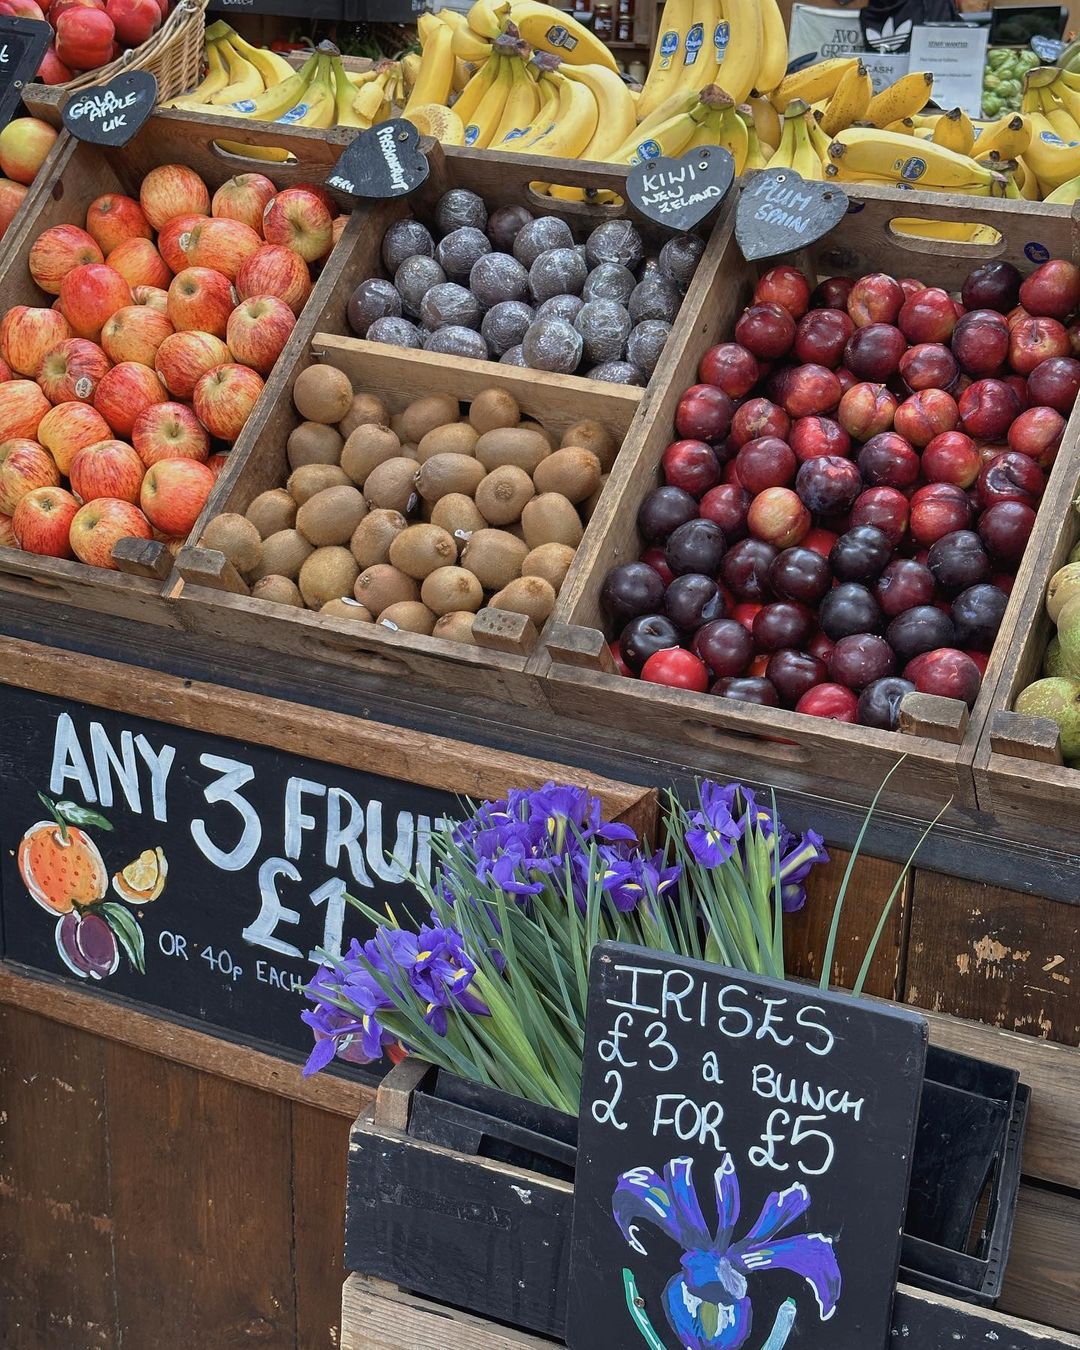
131;401;209;465
69;496;152;568
12;485;79;556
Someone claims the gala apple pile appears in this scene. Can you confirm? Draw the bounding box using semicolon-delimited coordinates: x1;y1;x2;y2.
600;258;1080;730
0;164;346;569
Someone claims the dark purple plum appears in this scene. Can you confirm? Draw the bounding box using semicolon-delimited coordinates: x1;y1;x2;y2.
619;614;681;671
637;486;698;542
829;633;896;690
829;526;893;583
720;538;778;601
795;456;863;515
766;650;827;706
664;574;726;629
693;619;754;677
927;530;991;594
961;260;1021;313
857;676;916;730
710;675;779;705
885;606;956;662
951;583;1008;651
601;562;666;622
665;519;727;576
752;602;815;653
874;559;936;617
818;582;883;639
768;547;832;604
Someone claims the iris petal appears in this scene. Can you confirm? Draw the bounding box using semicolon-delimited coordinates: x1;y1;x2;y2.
737;1182;810;1246
734;1233;842;1321
664;1157;712;1250
613;1167;684;1253
713;1152;742;1248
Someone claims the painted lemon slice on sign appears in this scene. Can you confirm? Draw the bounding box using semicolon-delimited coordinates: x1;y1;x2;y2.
112;847;168;903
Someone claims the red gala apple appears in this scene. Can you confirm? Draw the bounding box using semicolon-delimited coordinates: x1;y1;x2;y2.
59;263;133;340
36;46;73;84
0;117;58;185
36;400;112;473
139;163;210;231
106;236;171;289
225;294;296;375
29;223;103;294
131;400;209;465
207;451;228;478
0;305;72;377
36;337;111;406
85;192;151;253
92;360;167;436
261;188;333;264
0;380;50;440
0;511;15;547
177;216;261;280
0;176;28;236
55;7;116;70
100;304;174;366
211;173;276;232
139;456;215;535
0;438;60;513
70;438;145;502
131;284;168;313
156;212;203;273
235;244;311;316
193;362;263;443
12;484;79;556
166;266;233;337
153;329;230;399
104;0;160;47
69;496;152;567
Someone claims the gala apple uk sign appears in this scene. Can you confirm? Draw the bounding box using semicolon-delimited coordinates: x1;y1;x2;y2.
62;69;157;148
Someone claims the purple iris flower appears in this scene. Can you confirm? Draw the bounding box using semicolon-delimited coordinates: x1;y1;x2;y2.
686;783;746;867
301;956;397;1074
612;1153;841;1349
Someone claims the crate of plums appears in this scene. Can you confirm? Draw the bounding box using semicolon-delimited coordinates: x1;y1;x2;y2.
540;186;1080;821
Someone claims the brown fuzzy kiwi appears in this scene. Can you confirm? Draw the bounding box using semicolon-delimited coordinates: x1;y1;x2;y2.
350;509;407;567
519;419;557;450
522;542;575;593
363;457;420;513
582;473;607;522
389;412;408;440
415;453;486;503
340;424;401;486
430;493;486;541
252;575;303;607
287;421;344;470
293;364;353;424
388;523;457;579
378;600;436;635
433;610;477;644
460;528;529;591
320;597;373;622
296;485;368;547
298;546;360;609
468;387;520;435
521;493;584;549
475;465;535;526
474;427;551;475
421;565;484;615
416;422;479;462
287;463;351;506
246;488;296;538
399;394;459;444
339;392;390;438
561;418;617;472
354;563;419;614
250;528;314;581
532;447;602;504
490;575;557;625
199;513;262;574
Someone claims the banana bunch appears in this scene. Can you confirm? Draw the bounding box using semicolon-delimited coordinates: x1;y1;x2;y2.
768;100;827;179
826;126;1008;196
350;59;409;129
1018;66;1080;197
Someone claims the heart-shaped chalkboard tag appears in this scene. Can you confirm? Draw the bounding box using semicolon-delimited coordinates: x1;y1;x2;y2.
62;69;157;147
0;16;52;130
626;145;735;233
736;169;849;262
327;118;430;201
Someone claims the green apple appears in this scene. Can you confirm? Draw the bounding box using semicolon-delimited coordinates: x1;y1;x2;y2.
1046;562;1080;624
1015;676;1080;758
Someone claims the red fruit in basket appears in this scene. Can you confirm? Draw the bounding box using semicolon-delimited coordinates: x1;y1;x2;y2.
794;455;861;516
844;324;906;382
802;526;838;559
29;224;103;296
978;500;1036;561
50;0;104;20
894;389;959;447
789;414;850;462
36;401;111;475
235;244;312;316
899;343;958;393
1027;355;1080;414
1007;405;1065;466
1068;318;1080;358
793;307;854;368
692;618;753;677
674;384;734;445
153;330;230;401
698;342;760;398
179;216;262;281
900;278;927;300
847;273;904;328
754;265;811;319
12;485;78;557
36;338;110;405
166;267;233;338
139;456;215;537
898;286;957;344
875;558;935;617
662;438;720;496
850;486;909;546
829;633;895;690
0;175;27;235
1009;316;1070;374
766;650;827;706
977;451;1044;510
735;436;796;494
747;487;810;549
927;529;990;594
837;381;896;440
904;647;982;706
92;361;167;438
734;303;796;360
1018;259;1080;319
69;439;144;504
922;430;981;487
55;7;115;69
730;397;789;448
106;237;171;290
782;363;841;419
961;260;1021;313
641;545;674;585
193;362;263;443
262;188;334;264
951;309;1010;376
752;600;815;653
0;306;71;378
910;482;972;548
721;539;777;601
59;264;132;341
156;213;204;273
0;436;59;512
958;379;1021;440
104;0;159;47
0;0;44;18
212;173;278;234
36;46;73;84
1006;304;1030;329
131;402;209;468
100;304;173;367
131;284;168;313
710;674;779;704
139;164;210;231
1003;373;1028;410
69;496;151;567
796;682;858;721
608;641;633;677
85;193;151;254
857;431;919;489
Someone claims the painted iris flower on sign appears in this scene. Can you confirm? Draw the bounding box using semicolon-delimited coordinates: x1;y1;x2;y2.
612;1154;842;1349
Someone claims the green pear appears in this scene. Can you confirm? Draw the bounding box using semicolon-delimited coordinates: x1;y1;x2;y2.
1015;677;1080;758
1044;635;1067;677
1046;562;1080;624
1070;541;1080;565
1058;595;1080;674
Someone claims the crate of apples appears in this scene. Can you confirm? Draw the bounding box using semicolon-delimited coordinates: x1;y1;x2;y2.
0;164;344;569
599;257;1078;730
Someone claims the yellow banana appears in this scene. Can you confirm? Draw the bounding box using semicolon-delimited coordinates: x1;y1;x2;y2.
713;0;761;105
223;29;296;87
452;24;495;63
509;1;620;70
1023;107;1080;190
755;0;788;97
564;61;638;158
828;127;996;190
864;71;934;127
500;65;560;149
353;65;392;121
525;70;598;156
683;0;718;89
1050;77;1080;132
417;12;441;42
452;54;500;125
464;55;513;147
405;20;454;112
401;52;422;89
226;51;317;118
748;93;781;150
165;38;229;106
277;53;336;129
807;108;832;161
786;102;823;179
884;117;918;135
605;87;720;164
892;218;999;242
741;107;770;168
467;0;510;39
1044;170;1080;204
210;38;263;105
406;103;466;145
716;103;749;171
492;56;539;142
331;54;366;127
770;57;856;111
1038;87;1079;143
636;0;694;119
769;108;797;169
819;59;872;137
932;106;975;154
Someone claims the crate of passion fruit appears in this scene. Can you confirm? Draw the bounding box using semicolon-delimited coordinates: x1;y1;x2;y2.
540;185;1080;821
169;148;727;706
0;107;359;627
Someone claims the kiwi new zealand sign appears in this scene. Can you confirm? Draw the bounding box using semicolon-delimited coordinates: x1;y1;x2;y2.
0;685;459;1065
327;118;429;201
568;942;927;1350
626;145;735;234
0;16;51;131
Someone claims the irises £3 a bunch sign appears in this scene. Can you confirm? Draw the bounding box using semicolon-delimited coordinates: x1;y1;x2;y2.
568;943;928;1350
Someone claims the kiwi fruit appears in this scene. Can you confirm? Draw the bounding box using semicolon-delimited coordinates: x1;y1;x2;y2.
363;457;420;513
389;412;408;440
355;563;419;614
521;493;583;549
199;513;262;574
320;596;373;622
246;488;296;538
340;424;401;485
582;473;607;521
399;394;459;443
532;447;602;504
287;463;351;505
293;364;354;424
296;485;368;547
388;522;457;579
561;418;617;471
250;528;314;581
433;610;477;644
475;465;535;526
430;493;486;540
468;387;520;434
416;422;479;462
288;421;344;469
522;542;575;593
415;453;486;503
252;575;303;607
298;546;360;609
421;565;484;615
475;426;551;475
460;528;529;590
378;600;436;635
520;419;557;450
490;575;557;625
339;392;390;438
350;508;407;567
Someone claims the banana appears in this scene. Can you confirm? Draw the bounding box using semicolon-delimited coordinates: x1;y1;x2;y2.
353;64;393;122
807;108;832;161
683;0;718;88
227;51;317;119
892;217;997;242
452;54;500;125
210;39;263;105
401;52;422;89
755;0;788;97
405;20;454;112
331;54;366;128
500;64;560;148
884;117;917;135
492;56;539;143
467;0;510;39
741;107;770;169
932;106;975;154
605;90;710;164
718;103;749;171
748;93;781;151
406;103;466;145
222;29;296;87
1022;110;1080;191
769;107;797;169
819;59;872;137
165;38;229;106
452;24;495;63
713;0;761;105
786;102;823;179
417;12;441;42
770;57;856;111
864;71;933;127
509;1;620;71
563;61;637;157
1038;88;1079;143
277;53;336;128
1044;170;1080;204
525;70;598;156
1051;76;1080;132
464;55;512;147
636;0;694;119
828;127;997;190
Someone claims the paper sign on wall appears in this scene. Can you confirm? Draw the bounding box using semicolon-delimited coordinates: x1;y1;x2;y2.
908;23;989;117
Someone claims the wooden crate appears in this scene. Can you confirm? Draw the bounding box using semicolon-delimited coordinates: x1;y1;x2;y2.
0;107;361;627
540;185;1080;824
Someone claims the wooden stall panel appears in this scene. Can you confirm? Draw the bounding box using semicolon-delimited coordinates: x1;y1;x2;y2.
292;1102;351;1350
1001;1184;1080;1333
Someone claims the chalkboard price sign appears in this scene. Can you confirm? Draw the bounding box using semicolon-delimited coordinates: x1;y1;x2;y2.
568;943;928;1350
327;117;429;200
736;170;849;262
0;16;52;131
62;69;157;147
626;145;735;233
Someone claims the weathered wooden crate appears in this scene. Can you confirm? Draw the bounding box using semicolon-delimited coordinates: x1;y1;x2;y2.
0;107;361;626
539;186;1080;825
